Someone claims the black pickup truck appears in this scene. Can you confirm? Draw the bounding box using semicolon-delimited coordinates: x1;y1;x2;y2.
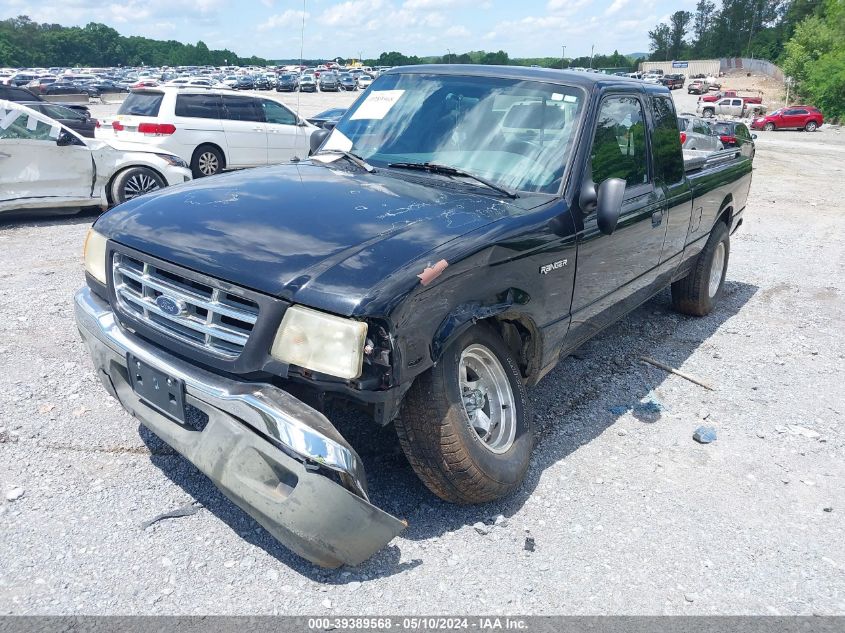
75;66;753;568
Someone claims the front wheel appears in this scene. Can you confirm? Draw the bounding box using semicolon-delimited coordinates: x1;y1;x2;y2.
394;325;533;504
111;167;165;204
764;122;775;131
671;221;730;316
805;121;818;132
703;109;714;118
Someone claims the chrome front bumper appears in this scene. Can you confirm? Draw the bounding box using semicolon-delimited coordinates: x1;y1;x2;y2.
74;286;405;568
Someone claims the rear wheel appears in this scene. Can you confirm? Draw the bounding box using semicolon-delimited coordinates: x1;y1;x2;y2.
191;145;224;178
394;325;533;504
703;109;714;118
764;122;775;131
111;167;165;204
805;121;818;132
671;221;730;316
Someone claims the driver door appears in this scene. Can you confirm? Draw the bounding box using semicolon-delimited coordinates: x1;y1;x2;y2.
567;94;667;345
0;105;94;212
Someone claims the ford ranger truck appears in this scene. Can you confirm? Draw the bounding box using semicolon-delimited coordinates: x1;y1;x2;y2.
75;66;753;567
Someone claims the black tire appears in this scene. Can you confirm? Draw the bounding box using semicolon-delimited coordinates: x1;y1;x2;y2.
191;145;224;178
110;167;165;205
394;324;533;504
703;109;714;118
671;221;730;316
764;122;775;131
805;121;818;132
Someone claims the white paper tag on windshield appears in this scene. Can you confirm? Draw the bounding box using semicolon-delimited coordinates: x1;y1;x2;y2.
350;90;405;120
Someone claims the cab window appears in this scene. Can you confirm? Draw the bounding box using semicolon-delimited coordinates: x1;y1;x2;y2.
590;96;649;188
650;96;684;184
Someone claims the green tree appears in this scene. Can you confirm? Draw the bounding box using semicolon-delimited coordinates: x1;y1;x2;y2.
648;23;672;60
669;11;693;59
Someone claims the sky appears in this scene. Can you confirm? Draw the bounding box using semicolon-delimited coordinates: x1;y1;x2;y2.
1;0;693;60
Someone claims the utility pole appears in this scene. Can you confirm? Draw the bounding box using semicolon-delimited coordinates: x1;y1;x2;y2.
589;44;595;69
561;45;566;70
447;48;452;64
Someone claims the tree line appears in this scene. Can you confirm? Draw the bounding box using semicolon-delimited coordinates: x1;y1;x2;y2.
364;50;639;71
0;16;268;68
646;0;844;120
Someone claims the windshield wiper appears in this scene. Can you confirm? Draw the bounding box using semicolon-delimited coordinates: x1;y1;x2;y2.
387;162;518;199
313;149;375;173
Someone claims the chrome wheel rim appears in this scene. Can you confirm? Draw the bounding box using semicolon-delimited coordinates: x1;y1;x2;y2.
806;122;816;131
198;152;219;175
708;241;726;298
123;172;160;199
459;344;516;454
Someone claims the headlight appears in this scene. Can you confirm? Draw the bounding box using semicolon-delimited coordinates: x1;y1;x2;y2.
83;228;108;285
270;305;367;380
155;153;189;168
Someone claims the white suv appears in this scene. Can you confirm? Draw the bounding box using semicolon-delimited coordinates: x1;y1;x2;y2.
96;87;316;178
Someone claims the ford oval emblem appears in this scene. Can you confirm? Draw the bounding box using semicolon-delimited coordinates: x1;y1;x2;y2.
155;295;186;316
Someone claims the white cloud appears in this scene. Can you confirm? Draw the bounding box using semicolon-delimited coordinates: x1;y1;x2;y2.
318;0;387;27
547;0;592;14
604;0;629;16
444;24;470;38
258;9;308;31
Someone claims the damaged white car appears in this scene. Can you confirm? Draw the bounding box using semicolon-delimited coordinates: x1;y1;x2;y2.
0;100;191;215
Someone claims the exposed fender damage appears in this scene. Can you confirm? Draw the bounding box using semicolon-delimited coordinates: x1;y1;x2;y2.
0;100;191;215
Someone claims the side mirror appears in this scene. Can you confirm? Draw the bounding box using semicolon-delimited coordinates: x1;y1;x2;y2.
309;128;331;154
322;121;337;130
56;129;79;146
596;178;626;235
751;134;758;140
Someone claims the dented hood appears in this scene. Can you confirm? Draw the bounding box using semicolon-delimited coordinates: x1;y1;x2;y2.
95;161;518;315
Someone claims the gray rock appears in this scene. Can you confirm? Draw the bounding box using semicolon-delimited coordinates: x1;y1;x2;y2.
493;514;508;527
693;426;717;444
787;425;820;439
684;592;697;603
347;581;362;591
5;487;24;502
473;521;490;535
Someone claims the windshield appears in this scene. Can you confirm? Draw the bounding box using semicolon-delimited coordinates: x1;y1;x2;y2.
323;73;585;194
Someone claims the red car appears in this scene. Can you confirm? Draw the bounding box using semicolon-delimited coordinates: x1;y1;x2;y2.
700;90;762;104
751;106;823;132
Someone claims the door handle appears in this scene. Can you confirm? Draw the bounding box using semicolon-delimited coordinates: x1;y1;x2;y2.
651;209;663;228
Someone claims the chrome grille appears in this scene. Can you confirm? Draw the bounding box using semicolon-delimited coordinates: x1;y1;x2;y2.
112;252;259;357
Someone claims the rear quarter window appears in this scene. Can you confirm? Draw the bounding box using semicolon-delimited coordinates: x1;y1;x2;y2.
118;92;164;116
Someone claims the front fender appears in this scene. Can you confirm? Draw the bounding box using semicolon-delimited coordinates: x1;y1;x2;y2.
430;289;530;360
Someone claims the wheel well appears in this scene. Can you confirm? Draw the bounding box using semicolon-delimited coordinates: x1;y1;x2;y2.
105;165;167;206
192;143;226;169
488;314;542;382
717;199;733;230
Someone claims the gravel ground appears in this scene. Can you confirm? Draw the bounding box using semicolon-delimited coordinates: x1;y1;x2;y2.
1;88;844;615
